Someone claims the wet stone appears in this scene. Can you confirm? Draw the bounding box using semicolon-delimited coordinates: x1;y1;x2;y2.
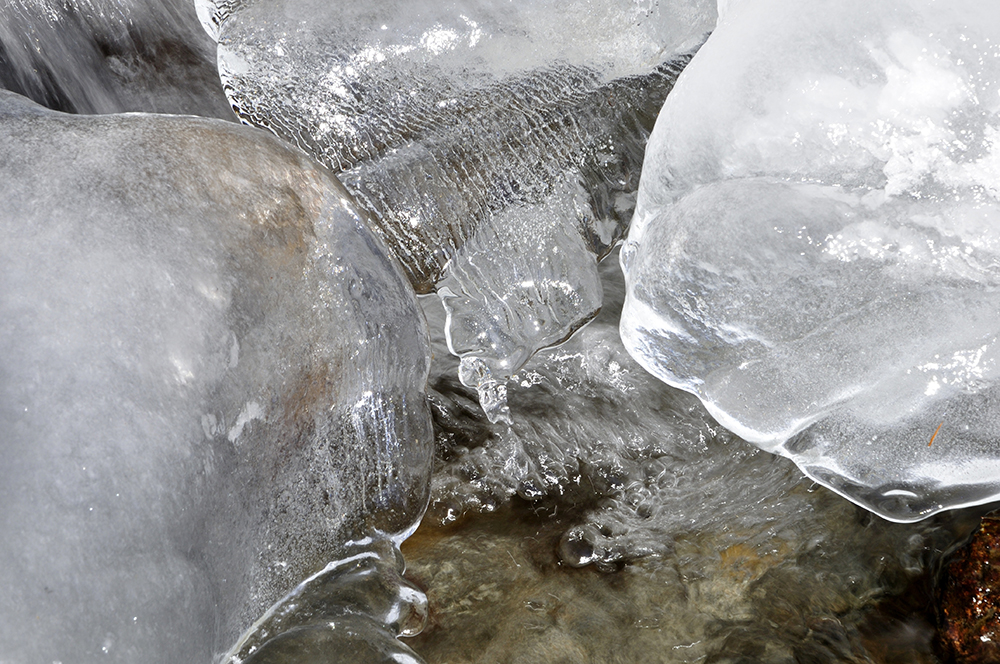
936;514;1000;664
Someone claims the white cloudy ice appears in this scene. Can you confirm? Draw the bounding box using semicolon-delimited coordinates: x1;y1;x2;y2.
622;0;1000;521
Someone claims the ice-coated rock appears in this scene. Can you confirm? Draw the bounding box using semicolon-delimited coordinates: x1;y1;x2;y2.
199;0;715;420
621;0;1000;521
0;92;432;663
0;0;231;117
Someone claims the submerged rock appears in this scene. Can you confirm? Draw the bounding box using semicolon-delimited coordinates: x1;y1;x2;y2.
936;514;1000;664
0;92;432;663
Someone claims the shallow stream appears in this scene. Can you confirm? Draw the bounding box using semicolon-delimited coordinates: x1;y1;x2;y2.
405;255;993;663
1;1;997;662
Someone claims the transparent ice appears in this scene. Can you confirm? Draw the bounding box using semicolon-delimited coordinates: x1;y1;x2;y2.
410;253;971;662
199;0;716;420
2;0;996;661
621;0;1000;521
0;92;432;663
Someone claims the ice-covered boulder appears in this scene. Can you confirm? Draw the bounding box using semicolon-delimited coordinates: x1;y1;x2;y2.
198;0;716;420
621;0;1000;521
0;92;432;663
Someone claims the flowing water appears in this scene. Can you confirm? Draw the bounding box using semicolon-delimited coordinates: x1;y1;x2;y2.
1;1;998;663
406;252;993;664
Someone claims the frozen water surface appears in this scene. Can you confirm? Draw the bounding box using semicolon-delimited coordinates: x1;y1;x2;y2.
200;0;716;420
622;0;1000;521
3;0;1000;662
0;92;432;663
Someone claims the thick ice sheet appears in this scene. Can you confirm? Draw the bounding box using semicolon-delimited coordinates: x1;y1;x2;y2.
0;92;432;662
201;0;715;420
621;0;1000;521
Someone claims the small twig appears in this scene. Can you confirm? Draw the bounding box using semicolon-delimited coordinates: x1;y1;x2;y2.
928;421;944;446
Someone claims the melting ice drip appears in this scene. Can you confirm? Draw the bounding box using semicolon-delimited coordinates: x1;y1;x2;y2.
199;0;714;421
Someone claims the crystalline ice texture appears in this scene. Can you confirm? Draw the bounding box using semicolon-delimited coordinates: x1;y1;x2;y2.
621;0;1000;521
0;92;432;663
0;0;231;117
201;0;715;420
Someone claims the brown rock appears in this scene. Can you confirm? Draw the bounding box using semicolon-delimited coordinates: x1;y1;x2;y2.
937;514;1000;663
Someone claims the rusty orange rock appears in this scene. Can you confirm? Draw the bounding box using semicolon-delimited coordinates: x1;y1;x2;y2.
937;514;1000;663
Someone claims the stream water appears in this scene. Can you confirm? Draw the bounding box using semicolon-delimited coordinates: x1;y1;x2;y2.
407;253;992;664
1;1;998;663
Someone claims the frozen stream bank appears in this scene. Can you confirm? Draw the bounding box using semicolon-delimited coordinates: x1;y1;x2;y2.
2;0;1000;662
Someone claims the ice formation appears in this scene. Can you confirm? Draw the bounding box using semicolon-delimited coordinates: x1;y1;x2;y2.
409;254;969;663
0;0;231;117
0;92;432;663
621;0;1000;521
422;254;812;569
199;0;717;420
